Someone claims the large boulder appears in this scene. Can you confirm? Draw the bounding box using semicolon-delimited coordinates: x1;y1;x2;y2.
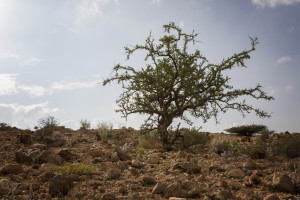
263;194;280;200
172;162;201;174
163;182;184;199
1;164;23;175
115;147;131;161
0;179;12;197
15;151;33;165
49;174;74;197
273;173;294;193
37;150;62;165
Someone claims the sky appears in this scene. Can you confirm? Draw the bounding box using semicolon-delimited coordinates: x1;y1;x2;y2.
0;0;299;133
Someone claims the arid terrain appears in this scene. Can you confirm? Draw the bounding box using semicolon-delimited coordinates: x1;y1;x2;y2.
0;125;299;200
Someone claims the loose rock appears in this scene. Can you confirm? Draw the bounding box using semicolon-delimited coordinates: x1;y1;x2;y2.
49;174;74;197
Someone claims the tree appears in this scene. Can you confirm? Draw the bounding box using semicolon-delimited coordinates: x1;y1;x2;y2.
103;22;274;145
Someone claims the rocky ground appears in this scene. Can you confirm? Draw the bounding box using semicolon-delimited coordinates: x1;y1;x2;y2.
0;125;299;200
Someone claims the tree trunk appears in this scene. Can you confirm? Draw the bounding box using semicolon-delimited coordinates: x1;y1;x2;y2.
157;118;172;145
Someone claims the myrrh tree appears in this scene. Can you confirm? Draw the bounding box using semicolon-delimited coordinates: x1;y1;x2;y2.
103;22;274;145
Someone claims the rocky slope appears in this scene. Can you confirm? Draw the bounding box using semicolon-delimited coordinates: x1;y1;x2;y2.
0;126;299;200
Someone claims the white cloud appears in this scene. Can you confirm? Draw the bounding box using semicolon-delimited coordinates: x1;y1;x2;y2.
0;74;18;95
17;85;47;97
20;57;43;66
277;56;292;64
285;85;294;91
179;21;184;28
0;73;98;97
0;53;20;60
252;0;300;7
50;80;98;91
151;0;161;4
0;102;61;129
77;0;119;20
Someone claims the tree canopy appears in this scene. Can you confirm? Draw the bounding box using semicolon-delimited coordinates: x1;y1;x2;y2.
103;22;274;144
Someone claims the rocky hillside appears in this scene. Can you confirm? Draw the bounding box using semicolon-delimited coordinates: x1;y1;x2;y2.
0;125;299;200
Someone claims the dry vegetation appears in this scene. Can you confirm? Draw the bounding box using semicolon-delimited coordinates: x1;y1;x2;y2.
0;121;299;200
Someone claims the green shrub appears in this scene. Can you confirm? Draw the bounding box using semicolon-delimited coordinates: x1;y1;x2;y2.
138;131;162;149
242;139;267;159
181;128;211;149
96;121;113;142
80;119;91;130
273;134;300;158
212;140;232;155
55;162;96;175
225;124;267;136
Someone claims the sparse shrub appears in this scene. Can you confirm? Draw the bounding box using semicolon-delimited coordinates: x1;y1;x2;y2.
213;140;232;155
242;138;267;159
96;121;113;142
225;124;268;136
38;115;59;128
0;123;11;131
80;119;91;130
273;134;300;158
179;128;211;149
56;162;96;175
138;131;162;149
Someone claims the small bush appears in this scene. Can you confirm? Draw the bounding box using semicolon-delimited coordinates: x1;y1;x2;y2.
0;123;12;131
96;121;113;142
273;134;300;158
242;139;267;159
56;162;96;175
80;119;91;130
138;131;162;149
225;124;267;136
213;140;232;155
180;128;211;149
38;115;59;128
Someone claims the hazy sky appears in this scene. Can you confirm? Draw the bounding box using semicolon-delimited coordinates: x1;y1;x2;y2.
0;0;299;132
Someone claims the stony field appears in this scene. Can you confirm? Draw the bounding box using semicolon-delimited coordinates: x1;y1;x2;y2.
0;125;299;200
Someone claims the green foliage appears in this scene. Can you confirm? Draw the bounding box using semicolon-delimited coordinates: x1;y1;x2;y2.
179;128;211;149
273;134;300;158
56;162;96;175
213;140;232;155
103;22;274;145
225;124;268;136
242;139;267;159
80;119;91;130
138;131;162;149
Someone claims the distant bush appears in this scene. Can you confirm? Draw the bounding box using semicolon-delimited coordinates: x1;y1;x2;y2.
96;121;113;142
242;138;267;159
138;131;162;150
80;119;91;130
225;124;267;136
212;140;232;155
273;134;300;158
38;115;59;128
0;123;12;131
180;128;211;149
